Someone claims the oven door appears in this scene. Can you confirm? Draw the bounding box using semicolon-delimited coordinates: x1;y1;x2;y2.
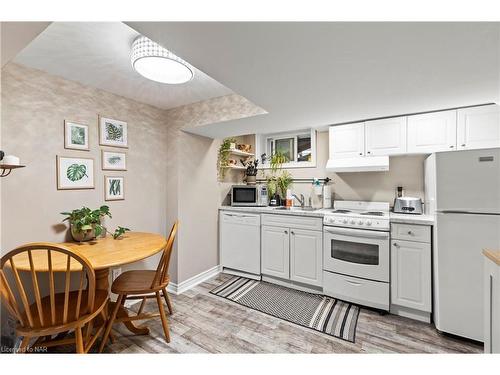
323;226;389;282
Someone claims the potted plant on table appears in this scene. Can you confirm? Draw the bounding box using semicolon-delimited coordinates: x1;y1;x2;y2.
61;205;130;242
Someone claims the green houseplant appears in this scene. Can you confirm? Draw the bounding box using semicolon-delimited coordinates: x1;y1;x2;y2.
217;137;237;180
277;171;293;199
61;205;130;242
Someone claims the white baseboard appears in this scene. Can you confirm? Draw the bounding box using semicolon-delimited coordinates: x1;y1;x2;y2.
167;265;222;295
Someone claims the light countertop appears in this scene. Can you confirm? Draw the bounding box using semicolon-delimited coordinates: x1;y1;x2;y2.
483;249;500;266
219;206;325;218
219;206;435;225
389;212;435;225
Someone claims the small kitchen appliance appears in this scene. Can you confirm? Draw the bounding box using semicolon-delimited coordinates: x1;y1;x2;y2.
393;197;423;214
231;184;268;207
322;200;390;311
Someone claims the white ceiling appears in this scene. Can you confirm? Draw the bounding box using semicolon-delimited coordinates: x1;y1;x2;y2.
128;22;500;138
13;22;233;110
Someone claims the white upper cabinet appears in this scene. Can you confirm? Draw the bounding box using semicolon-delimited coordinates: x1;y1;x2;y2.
407;110;457;154
329;122;365;159
457;104;500;150
365;117;407;156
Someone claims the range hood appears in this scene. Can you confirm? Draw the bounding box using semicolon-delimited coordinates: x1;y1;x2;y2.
326;156;390;172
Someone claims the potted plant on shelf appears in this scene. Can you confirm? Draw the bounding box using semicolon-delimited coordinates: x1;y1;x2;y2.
61;205;130;242
217;137;237;180
240;158;259;185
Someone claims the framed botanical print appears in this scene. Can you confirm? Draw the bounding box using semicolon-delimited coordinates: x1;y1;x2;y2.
104;176;124;201
64;121;89;151
99;115;128;148
57;156;95;190
101;150;127;171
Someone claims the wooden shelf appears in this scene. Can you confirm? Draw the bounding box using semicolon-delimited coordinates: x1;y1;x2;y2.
228;149;254;157
223;165;246;170
0;164;25;177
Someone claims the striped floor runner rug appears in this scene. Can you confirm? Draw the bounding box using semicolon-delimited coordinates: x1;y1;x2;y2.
210;276;360;343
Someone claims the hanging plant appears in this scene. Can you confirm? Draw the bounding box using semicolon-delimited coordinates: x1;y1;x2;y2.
217;137;237;180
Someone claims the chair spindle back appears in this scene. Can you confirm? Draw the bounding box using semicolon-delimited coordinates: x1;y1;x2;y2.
0;243;96;330
151;221;178;289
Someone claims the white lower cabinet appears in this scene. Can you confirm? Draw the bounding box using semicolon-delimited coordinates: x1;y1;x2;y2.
290;228;322;287
391;239;431;312
390;223;432;322
261;225;290;279
261;216;323;288
484;255;500;353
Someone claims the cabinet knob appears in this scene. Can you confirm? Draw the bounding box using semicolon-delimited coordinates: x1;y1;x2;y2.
359;153;362;156
407;230;413;235
393;242;399;247
462;144;466;147
449;145;454;148
367;151;371;154
284;230;288;234
291;231;295;235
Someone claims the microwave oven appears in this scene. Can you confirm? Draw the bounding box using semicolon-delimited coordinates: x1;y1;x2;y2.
231;185;268;206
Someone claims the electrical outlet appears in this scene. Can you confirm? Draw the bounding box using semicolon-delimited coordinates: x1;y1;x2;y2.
112;268;122;281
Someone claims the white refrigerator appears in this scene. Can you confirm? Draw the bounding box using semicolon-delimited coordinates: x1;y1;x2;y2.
425;148;500;341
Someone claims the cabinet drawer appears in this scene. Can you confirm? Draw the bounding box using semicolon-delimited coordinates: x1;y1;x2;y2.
261;214;322;231
323;271;389;310
391;223;430;243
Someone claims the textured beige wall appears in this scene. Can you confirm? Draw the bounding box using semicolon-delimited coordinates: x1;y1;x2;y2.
164;95;261;283
1;63;168;275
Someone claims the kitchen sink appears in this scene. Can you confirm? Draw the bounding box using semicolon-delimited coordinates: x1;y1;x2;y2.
273;206;317;212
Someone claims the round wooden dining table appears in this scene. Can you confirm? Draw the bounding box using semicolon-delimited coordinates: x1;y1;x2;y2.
12;232;167;335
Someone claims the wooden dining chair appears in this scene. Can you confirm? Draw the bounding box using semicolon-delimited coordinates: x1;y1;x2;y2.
0;243;109;353
99;221;178;352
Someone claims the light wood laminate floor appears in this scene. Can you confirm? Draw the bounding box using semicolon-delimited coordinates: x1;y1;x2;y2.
97;273;482;354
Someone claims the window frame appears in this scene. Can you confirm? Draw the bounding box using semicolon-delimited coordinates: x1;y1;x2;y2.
256;129;317;169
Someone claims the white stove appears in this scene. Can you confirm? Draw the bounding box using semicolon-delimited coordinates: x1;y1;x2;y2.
322;201;391;311
322;200;390;231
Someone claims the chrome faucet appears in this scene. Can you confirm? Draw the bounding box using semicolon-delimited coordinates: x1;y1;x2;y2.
292;193;305;208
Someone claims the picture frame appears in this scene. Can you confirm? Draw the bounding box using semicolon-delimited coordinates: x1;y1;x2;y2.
64;120;89;151
104;176;125;201
101;150;127;171
56;156;95;190
99;115;128;148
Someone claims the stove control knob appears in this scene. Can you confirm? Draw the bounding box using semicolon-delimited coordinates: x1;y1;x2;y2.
329;218;335;223
350;219;356;224
342;219;348;224
366;220;372;226
358;220;364;225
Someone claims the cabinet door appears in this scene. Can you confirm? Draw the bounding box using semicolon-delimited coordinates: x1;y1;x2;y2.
261;225;290;279
407;110;457;153
484;257;500;353
329;122;365;159
365;117;407;156
391;239;431;312
290;229;322;287
458;105;500;150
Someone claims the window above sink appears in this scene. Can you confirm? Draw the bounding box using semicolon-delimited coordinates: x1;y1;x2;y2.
256;129;317;169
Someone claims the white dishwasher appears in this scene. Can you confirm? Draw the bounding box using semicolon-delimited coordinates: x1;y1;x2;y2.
220;211;261;279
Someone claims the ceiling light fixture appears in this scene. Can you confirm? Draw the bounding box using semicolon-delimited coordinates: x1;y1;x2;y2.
131;36;194;84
